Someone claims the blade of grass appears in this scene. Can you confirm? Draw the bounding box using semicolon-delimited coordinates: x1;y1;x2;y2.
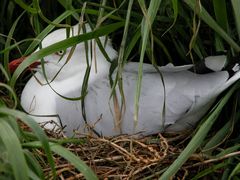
28;170;41;180
14;0;37;14
0;108;56;178
25;10;77;55
57;0;79;20
65;0;72;26
51;143;98;180
203;95;237;153
0;63;10;81
213;0;228;51
192;162;228;180
222;158;234;180
95;0;127;26
213;0;228;31
23;141;98;180
153;35;173;63
5;115;22;140
216;144;240;158
4;11;25;75
33;0;72;29
0;120;28;180
123;26;141;62
58;1;125;22
203;120;233;153
229;161;240;179
0;38;37;54
109;0;134;132
0;83;17;109
24;150;44;179
184;0;240;52
162;0;178;36
134;0;162;124
231;0;240;40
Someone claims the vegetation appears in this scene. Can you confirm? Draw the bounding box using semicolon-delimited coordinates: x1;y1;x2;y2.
0;0;240;179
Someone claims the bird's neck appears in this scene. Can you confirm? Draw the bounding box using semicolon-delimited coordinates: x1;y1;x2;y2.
38;60;110;93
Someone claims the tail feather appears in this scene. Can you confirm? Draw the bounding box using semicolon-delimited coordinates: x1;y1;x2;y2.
220;70;240;93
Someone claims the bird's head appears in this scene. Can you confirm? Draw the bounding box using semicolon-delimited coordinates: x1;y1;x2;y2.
9;24;117;81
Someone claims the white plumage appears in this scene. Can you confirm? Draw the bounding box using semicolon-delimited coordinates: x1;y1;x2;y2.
16;24;240;137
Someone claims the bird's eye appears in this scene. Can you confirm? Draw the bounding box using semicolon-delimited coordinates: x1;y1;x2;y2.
55;50;65;56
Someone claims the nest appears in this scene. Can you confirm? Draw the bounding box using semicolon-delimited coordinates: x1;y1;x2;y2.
42;130;216;179
18;121;224;179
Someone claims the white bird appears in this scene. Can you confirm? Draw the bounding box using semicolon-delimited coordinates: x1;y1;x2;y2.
10;24;240;137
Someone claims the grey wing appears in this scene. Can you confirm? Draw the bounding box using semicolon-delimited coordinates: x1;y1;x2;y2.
166;71;230;132
119;70;196;135
124;62;193;73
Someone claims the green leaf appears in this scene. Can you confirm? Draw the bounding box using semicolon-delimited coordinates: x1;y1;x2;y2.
14;0;37;13
231;0;240;40
23;141;98;180
213;0;228;51
192;162;228;180
229;162;240;179
51;144;98;180
25;10;76;55
0;120;28;180
184;0;240;52
24;150;44;179
4;10;25;75
0;108;56;178
134;0;162;123
162;0;178;36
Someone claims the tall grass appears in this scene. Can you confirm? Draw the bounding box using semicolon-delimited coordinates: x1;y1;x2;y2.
0;0;240;179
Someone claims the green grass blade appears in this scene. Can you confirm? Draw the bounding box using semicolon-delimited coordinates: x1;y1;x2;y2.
203;120;233;153
203;96;237;153
0;120;28;180
33;0;73;29
231;0;240;40
0;83;17;109
95;0;127;26
110;0;134;126
14;0;37;13
123;26;141;62
23;141;98;180
5;115;22;140
216;144;240;158
0;38;36;54
184;0;240;52
213;0;228;51
25;10;76;55
51;143;98;180
0;108;56;177
28;170;41;180
4;10;25;75
0;63;10;81
162;0;178;36
213;0;228;31
57;0;79;20
24;150;44;179
229;162;240;179
153;35;173;63
192;162;228;180
134;0;162;123
160;83;239;179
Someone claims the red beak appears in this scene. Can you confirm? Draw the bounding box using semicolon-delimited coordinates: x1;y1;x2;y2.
9;56;41;73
